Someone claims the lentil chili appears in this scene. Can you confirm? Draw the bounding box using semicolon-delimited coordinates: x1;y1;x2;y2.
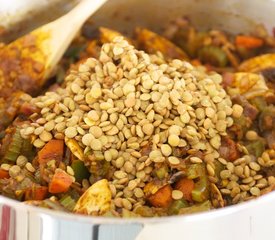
0;18;274;217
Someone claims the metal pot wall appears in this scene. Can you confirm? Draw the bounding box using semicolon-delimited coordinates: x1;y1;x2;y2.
1;0;275;240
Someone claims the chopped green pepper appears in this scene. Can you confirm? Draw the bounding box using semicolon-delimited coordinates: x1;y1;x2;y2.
64;45;86;60
198;46;228;67
21;138;35;161
71;160;90;183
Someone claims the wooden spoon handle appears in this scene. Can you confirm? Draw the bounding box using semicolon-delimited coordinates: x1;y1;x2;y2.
43;0;108;77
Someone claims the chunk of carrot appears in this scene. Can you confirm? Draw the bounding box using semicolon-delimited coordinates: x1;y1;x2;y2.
25;186;48;200
147;184;172;208
0;169;9;179
38;139;64;164
49;169;73;194
175;178;195;202
219;137;240;162
235;36;264;49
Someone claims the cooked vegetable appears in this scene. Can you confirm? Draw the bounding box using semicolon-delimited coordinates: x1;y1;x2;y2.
235;36;264;49
99;27;132;44
49;169;73;194
146;184;173;208
174;178;195;201
1;127;23;163
65;137;84;161
60;195;76;211
210;183;225;208
250;97;267;112
74;179;111;215
71;160;90;183
186;164;205;179
179;200;211;214
134;205;155;217
198;46;228;67
231;73;268;98
245;139;265;158
239;53;275;72
42;198;67;211
25;185;48;201
38;139;64;164
21;138;35;161
192;176;209;203
0;18;275;218
64;45;86;60
258;106;275;132
87;152;110;183
154;165;169;180
168;199;189;215
219;137;240;162
0;169;9;179
135;28;189;60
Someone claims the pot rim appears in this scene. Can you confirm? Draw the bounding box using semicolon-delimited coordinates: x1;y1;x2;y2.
1;191;275;224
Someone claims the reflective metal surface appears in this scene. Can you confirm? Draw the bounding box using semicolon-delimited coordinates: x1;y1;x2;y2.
0;0;81;42
0;197;144;240
1;0;275;239
1;191;275;240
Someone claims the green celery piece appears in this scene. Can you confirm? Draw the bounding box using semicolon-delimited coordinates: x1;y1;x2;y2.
186;164;205;179
60;195;76;211
179;200;212;215
4;151;20;162
192;176;210;203
154;166;168;180
168;199;189;215
2;128;23;163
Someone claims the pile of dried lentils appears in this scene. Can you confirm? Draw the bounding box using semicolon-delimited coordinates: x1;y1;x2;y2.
19;37;275;211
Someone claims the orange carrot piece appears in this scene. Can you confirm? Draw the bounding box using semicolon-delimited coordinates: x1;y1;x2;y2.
235;36;264;49
0;169;9;179
191;59;202;66
25;186;48;200
175;178;195;201
38;139;64;164
147;184;173;208
49;169;73;194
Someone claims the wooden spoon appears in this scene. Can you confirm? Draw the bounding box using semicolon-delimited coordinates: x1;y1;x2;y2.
0;0;107;98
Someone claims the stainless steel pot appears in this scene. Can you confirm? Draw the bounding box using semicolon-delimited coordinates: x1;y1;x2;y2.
1;0;275;239
0;0;81;42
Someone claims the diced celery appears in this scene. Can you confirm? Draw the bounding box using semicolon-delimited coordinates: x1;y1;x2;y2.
60;195;76;211
192;176;210;203
186;164;205;179
179;200;212;214
168;199;189;215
